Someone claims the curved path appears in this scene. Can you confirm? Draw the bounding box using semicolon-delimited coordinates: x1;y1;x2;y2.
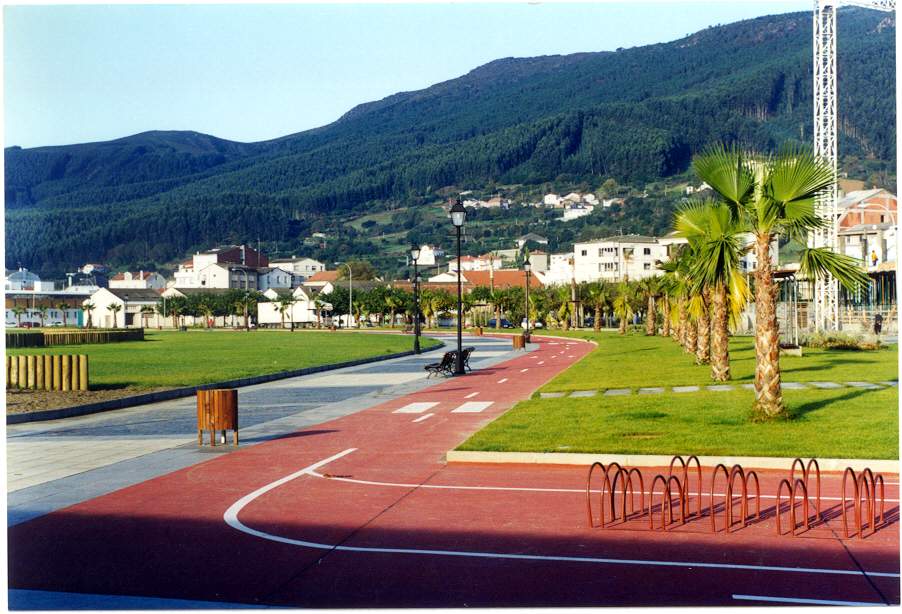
7;335;899;607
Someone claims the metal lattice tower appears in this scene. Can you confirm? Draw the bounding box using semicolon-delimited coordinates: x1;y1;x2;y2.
811;0;894;331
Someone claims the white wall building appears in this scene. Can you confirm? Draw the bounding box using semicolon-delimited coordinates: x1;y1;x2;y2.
415;245;445;266
109;271;167;290
573;235;677;283
257;286;332;327
269;257;325;286
543;194;561;207
84;288;162;328
5;268;41;291
562;205;595;222
257;267;294;291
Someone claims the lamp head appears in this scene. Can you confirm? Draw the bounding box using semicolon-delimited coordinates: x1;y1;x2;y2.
450;199;467;228
524;262;531;273
410;244;421;261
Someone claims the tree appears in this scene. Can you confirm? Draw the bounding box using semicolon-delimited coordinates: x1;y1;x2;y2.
36;305;48;328
140;305;155;328
612;281;635;335
56;302;70;327
276;294;294;331
106;303;122;328
694;144;870;419
584;282;612;332
12;306;25;327
337;259;379;281
637;276;662;336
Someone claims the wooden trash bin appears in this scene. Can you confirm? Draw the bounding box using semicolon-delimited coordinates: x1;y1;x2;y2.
474;327;483;336
512;335;525;350
197;389;239;447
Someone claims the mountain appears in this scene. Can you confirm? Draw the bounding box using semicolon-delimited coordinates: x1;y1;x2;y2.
5;8;895;276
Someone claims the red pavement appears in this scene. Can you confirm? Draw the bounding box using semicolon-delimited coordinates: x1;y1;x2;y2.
7;336;900;607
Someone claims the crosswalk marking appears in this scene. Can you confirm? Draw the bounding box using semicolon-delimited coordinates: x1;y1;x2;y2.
412;413;434;423
520;368;529;373
451;401;493;413
498;378;508;383
393;402;439;414
464;392;479;399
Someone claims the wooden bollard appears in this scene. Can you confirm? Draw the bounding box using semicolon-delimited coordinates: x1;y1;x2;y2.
35;355;44;390
17;355;27;389
70;356;79;391
44;355;52;390
9;356;17;389
53;355;62;390
27;356;36;389
61;355;71;391
79;355;88;391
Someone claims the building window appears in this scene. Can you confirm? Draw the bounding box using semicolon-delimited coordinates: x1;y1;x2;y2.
581;250;587;257
644;263;651;270
643;247;651;255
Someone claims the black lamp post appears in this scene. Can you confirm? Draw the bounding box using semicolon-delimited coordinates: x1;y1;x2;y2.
410;244;421;354
523;261;531;340
450;198;467;375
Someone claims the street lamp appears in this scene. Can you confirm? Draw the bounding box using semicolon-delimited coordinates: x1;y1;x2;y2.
523;261;531;340
239;268;250;332
338;262;353;328
450;198;467;375
410;244;422;354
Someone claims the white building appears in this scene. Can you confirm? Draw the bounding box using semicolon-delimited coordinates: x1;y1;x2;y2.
543;194;561;207
414;245;445;266
5;268;42;291
257;286;332;327
562;205;595;222
448;254;504;272
573;235;680;283
84;288;162;328
584;193;599;205
109;271;167;290
174;245;267;289
269;257;325;286
536;254;576;286
257;267;294;292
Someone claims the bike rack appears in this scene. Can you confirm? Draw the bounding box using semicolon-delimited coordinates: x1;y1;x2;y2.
790;458;821;521
669;455;702;518
710;463;760;533
587;463;648;528
841;467;887;539
586;462;611;528
650;474;686;530
776;478;810;536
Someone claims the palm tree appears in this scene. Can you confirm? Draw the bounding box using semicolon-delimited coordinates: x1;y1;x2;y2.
612;281;635;335
57;302;70;327
276;294;294;330
694;144;869;419
552;286;575;331
36;305;48;328
198;298;215;329
140;305;155;328
12;306;25;327
106;303;122;328
637;276;662;336
584;282;611;332
658;278;673;338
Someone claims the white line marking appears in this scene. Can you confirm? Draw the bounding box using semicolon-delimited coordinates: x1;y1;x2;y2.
538;361;545;365
393;402;439;414
520;368;529;373
732;594;888;606
412;413;434;423
464;392;480;399
224;451;898;580
569;355;575;358
451;401;493;413
497;378;508;383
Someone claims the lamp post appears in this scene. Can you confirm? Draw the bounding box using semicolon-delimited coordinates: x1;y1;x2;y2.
410;244;422;354
239;269;250;332
523;261;531;340
338;262;353;328
450;198;467;375
122;294;128;329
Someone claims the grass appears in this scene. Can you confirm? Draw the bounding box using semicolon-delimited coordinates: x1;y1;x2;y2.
538;331;897;391
457;387;899;459
7;329;440;389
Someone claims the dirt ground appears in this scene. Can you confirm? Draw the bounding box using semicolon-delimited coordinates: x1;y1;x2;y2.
6;387;173;415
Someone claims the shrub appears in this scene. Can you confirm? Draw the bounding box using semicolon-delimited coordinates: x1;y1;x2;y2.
802;332;881;351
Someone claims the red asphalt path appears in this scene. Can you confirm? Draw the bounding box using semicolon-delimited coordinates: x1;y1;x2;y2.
8;336;900;607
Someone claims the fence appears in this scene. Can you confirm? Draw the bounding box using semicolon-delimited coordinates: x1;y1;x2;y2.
5;328;143;348
6;354;89;391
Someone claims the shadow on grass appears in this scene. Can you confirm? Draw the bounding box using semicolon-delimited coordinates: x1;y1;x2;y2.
787;388;874;419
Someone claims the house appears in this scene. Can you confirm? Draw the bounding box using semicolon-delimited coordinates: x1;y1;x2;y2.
174;244;267;289
426;269;543;290
573;235;675;283
257;286;332;328
562;205;595;222
535;254;575;286
602;198;624;208
303;270;341;290
257;267;294;292
583;194;599;206
269;257;325;286
5;268;41;291
109;271;167;290
562;192;583;204
527;251;550;272
543;194;561;207
414;244;445;266
516;233;549;250
836;189;897;267
84;287;162;328
5;287;89;328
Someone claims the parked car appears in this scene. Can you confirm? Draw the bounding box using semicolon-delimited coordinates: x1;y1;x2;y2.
521;320;545;329
488;318;513;329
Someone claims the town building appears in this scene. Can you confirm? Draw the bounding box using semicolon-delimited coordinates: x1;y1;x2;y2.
257;286;332;328
5;268;44;291
83;288;163;328
109;271;167;290
561;205;595;222
836;189;897;268
174;245;267;289
302;270;341;290
573;235;679;282
269;257;325;286
257;267;294;292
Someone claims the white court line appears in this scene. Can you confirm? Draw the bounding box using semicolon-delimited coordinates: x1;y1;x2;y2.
520;368;529;373
451;401;493;413
223;449;899;580
732;594;888;606
538;361;545;365
464;392;480;399
497;378;508;383
412;414;434;423
394;402;439;414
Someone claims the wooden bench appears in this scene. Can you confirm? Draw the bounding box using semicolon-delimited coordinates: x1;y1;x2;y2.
425;351;455;377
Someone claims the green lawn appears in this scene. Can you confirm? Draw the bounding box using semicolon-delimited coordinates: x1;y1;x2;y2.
7;330;439;389
458;387;899;459
539;331;897;391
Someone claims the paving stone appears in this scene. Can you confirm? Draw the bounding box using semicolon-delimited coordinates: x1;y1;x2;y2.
781;382;808;390
539;392;565;399
569;390;597;398
638;387;665;394
880;381;898;387
603;388;632;396
706;385;734;392
809;381;842;389
672;386;700;393
740;384;755;390
846;381;881;389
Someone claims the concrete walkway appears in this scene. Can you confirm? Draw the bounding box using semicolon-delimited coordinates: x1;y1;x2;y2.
7;334;523;526
539;379;898;398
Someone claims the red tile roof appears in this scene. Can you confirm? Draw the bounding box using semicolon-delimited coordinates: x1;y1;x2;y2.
462;269;543;288
306;270;340;282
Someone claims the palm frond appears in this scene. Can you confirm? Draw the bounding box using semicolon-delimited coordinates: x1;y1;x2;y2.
798;247;871;292
692;144;754;213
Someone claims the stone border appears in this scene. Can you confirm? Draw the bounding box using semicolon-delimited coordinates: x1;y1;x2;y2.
445;450;899;473
7;340;445;425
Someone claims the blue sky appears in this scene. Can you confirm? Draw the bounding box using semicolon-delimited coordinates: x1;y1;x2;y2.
4;2;809;148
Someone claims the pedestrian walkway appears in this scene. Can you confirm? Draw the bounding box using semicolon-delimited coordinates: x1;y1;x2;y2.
7;334;522;526
539;379;898;398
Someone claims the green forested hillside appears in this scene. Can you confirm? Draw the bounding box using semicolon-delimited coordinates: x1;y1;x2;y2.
5;8;895;276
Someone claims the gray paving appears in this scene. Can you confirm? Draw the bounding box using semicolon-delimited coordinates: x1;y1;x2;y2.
809;381;842;389
846;381;882;390
707;385;735;392
569;390;597;398
638;387;665;394
672;386;700;393
880;381;898;387
781;382;809;390
603;388;631;396
8;335;520;527
539;392;565;399
740;383;756;390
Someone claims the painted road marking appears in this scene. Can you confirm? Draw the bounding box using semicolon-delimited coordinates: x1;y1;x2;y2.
464;392;480;399
520;368;529;373
412;414;434;423
394;402;439;414
497;378;508;383
451;402;494;413
225;450;899;581
732;594;888;606
538;361;545;365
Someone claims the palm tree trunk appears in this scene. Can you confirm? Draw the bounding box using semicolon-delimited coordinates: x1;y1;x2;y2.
618;315;626;335
685;319;697;354
594;306;601;332
710;284;731;381
678;298;687;347
753;233;784;418
661;297;670;337
695;291;710;364
645;296;656;336
495;304;501;329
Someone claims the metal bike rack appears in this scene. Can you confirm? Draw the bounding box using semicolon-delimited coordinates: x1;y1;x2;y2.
711;463;760;533
649;474;686;530
669;455;702;519
587;462;647;528
841;466;887;539
790;458;822;521
776;478;810;536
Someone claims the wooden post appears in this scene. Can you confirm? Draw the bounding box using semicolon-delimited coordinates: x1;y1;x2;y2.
61;355;71;391
26;356;36;389
79;355;89;391
35;355;44;390
17;355;27;389
52;355;62;390
44;355;52;390
70;355;79;391
9;356;17;390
